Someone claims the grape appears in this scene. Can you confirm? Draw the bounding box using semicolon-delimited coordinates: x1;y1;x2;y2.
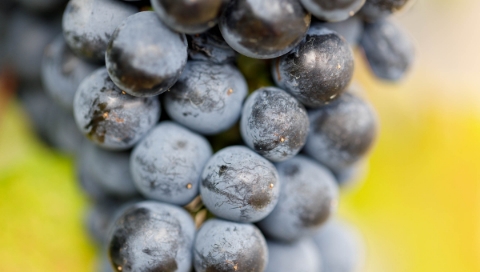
42;35;100;111
80;141;138;199
310;16;363;46
332;161;368;187
194;218;268;272
4;10;60;82
106;11;188;97
86;199;124;246
273;27;354;108
76;153;111;201
108;201;195;272
219;0;311;59
258;155;338;242
360;0;413;22
130;121;213;206
241;87;309;162
304;91;377;170
164;61;248;135
151;0;226;34
360;19;415;81
300;0;365;22
44;101;85;154
62;0;137;62
187;26;236;64
200;146;280;223
312;219;365;272
16;0;67;13
264;239;320;272
73;68;160;150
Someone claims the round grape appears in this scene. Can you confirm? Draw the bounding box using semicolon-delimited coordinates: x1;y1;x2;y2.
81;141;138;199
303;91;378;170
312;219;365;272
360;19;415;81
73;68;161;150
42;35;100;111
219;0;311;59
200;146;280;223
258;155;338;242
273;27;354;108
106;11;188;97
194;219;268;272
108;201;195;272
241;87;309;162
164;61;248;135
62;0;137;62
130;121;212;206
265;239;320;272
151;0;226;34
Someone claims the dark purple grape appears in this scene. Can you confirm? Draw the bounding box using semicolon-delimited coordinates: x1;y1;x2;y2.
219;0;311;59
151;0;227;34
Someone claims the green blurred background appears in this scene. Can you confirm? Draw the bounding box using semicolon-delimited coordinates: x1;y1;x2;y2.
1;0;480;271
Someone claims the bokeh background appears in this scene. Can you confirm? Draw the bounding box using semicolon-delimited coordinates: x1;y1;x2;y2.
1;0;480;271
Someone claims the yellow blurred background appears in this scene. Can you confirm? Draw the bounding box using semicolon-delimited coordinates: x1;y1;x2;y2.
1;0;480;271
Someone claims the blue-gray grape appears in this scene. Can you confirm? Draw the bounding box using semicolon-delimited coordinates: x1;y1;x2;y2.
360;19;415;81
265;239;320;272
300;0;365;22
130;121;212;206
200;145;280;223
42;35;100;111
304;91;377;170
164;60;248;135
273;27;354;108
62;0;137;62
106;11;188;97
151;0;226;34
258;155;338;242
219;0;311;59
108;201;195;272
73;68;161;150
241;87;309;162
312;219;364;272
194;218;268;272
81;141;138;199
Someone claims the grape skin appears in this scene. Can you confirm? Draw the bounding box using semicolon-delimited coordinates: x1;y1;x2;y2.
108;201;195;272
130;121;213;206
265;239;320;272
62;0;137;62
241;87;309;162
200;146;280;223
273;28;354;108
360;19;415;81
164;60;248;135
151;0;226;34
258;155;339;242
42;35;100;111
194;219;268;272
106;11;188;97
303;91;378;170
219;0;311;59
73;68;161;150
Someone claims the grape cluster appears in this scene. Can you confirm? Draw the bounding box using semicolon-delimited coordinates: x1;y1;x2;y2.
1;0;416;271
